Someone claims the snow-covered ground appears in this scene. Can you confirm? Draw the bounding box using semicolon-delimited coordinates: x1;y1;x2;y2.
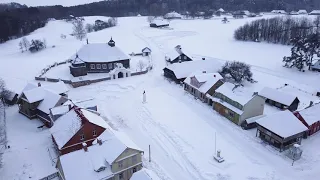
1;15;320;180
0;0;104;7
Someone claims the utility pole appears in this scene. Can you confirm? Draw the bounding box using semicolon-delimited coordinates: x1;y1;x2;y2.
149;145;151;162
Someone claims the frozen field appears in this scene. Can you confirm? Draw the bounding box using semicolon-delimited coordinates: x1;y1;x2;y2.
0;15;320;180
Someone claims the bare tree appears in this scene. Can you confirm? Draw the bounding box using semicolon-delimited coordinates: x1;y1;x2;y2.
147;16;155;23
18;37;30;52
0;78;9;168
72;19;87;41
137;60;146;71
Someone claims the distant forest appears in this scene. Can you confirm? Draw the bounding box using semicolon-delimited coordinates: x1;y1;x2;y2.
1;0;320;43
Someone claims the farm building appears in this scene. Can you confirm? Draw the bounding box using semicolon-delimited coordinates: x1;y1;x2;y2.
164;11;182;19
165;45;193;64
69;38;130;77
271;10;287;14
17;81;69;127
57;130;144;180
184;72;223;103
258;87;300;111
207;82;265;126
309;10;320;15
163;58;222;83
50;107;108;155
294;102;320;136
311;60;320;72
149;19;169;28
298;10;308;14
233;12;244;19
256;110;308;152
141;47;152;56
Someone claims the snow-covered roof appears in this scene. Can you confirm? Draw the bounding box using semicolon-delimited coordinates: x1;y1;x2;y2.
215;82;254;106
298;10;307;14
208;95;244;115
311;60;320;70
69;43;130;63
242;10;250;15
23;88;46;103
21;83;37;94
165;49;181;61
50;108;108;149
310;10;320;14
184;72;222;94
217;8;224;12
245;114;266;124
150;19;169;26
256;110;308;138
44;81;69;95
166;59;222;79
59;129;143;180
37;90;63;114
259;87;297;106
164;11;182;18
142;47;151;53
131;169;161;180
72;57;86;65
271;10;286;13
298;103;320;126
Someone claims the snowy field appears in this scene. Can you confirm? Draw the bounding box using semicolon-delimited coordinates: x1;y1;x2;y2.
0;0;103;7
1;15;320;180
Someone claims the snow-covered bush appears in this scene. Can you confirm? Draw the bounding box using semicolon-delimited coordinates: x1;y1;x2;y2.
29;39;46;53
219;61;255;85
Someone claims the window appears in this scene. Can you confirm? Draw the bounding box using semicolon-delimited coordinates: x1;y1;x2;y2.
133;167;137;173
119;173;123;179
80;134;85;140
184;56;187;60
93;130;97;136
90;64;95;69
102;64;107;69
118;161;123;168
132;155;137;163
229;111;234;117
108;63;112;69
179;56;182;59
96;64;101;69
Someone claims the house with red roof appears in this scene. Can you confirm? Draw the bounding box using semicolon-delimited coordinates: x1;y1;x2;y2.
294;102;320;136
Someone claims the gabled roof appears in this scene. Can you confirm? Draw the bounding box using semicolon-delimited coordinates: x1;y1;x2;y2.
256;110;308;138
184;72;222;94
23;88;46;103
311;60;320;69
51;99;97;116
50;108;108;149
298;103;320;126
59;129;143;180
21;83;37;93
217;8;225;12
310;10;320;14
164;11;182;18
44;81;69;95
37;90;64;114
215;82;254;106
298;10;307;13
142;47;151;53
69;43;130;63
259;87;298;106
165;59;222;79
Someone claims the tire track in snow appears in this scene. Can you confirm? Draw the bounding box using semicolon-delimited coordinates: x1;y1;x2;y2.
137;104;208;180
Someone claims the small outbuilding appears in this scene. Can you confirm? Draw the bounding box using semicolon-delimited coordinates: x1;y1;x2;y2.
165;45;193;64
258;87;300;111
150;19;169;28
311;60;320;72
271;10;287;14
256;110;308;152
298;10;308;14
164;11;182;19
309;10;320;15
142;47;152;56
3;91;18;105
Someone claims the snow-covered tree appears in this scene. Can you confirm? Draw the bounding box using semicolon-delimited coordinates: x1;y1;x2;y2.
283;33;320;71
85;23;94;33
60;34;67;39
222;17;229;23
137;60;146;71
219;61;255;85
0;78;10;168
147;16;155;23
29;39;45;53
18;37;30;52
72;19;87;41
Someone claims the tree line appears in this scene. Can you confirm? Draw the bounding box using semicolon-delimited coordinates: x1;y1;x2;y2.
234;16;320;45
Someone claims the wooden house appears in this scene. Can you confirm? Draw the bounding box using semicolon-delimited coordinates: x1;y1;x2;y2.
163;58;222;83
256;110;308;152
207;82;265;126
4;91;18;105
165;45;193;64
69;38;130;77
164;11;182;19
18;82;69;127
311;60;320;72
184;72;223;103
50;107;107;155
141;47;151;56
150;19;169;28
258;87;300;111
57;130;144;180
294;102;320;136
309;10;320;15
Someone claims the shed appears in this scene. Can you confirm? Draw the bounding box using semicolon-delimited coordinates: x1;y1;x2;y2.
256;110;308;152
165;45;193;64
258;87;300;111
142;47;152;56
150;19;169;28
164;11;182;19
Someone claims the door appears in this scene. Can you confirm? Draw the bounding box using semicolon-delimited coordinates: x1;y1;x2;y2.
118;72;124;78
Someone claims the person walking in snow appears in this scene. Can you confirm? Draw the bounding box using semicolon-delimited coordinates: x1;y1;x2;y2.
143;90;146;103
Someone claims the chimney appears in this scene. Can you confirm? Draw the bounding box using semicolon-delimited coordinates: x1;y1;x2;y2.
309;101;314;107
97;138;102;145
175;45;182;54
68;104;72;110
202;58;205;60
38;82;41;87
82;143;88;152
